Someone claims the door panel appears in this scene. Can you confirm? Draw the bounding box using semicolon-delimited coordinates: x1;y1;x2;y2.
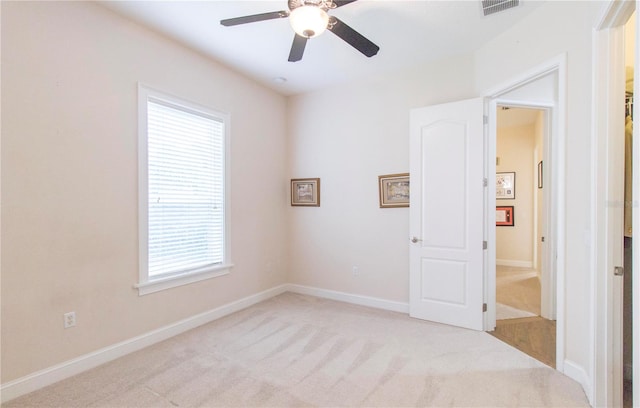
409;97;485;331
421;121;467;249
420;259;467;305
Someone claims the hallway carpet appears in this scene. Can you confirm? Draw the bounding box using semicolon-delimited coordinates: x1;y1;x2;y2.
496;266;541;317
5;293;588;407
489;316;556;368
496;302;537;320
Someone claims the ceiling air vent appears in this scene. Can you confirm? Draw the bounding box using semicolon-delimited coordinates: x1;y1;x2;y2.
482;0;519;16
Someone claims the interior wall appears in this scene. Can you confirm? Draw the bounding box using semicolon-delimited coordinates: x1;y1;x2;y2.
475;0;605;394
496;123;535;267
1;1;289;383
626;12;636;68
286;54;476;303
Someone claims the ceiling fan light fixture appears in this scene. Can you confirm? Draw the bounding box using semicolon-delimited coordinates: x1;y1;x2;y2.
289;5;329;38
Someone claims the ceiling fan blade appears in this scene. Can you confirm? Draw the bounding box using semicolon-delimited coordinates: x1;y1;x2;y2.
328;17;379;57
334;0;359;7
288;34;308;62
220;11;288;26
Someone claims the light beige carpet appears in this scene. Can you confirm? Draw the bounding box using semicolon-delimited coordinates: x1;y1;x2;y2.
4;293;589;407
496;266;541;318
496;302;537;320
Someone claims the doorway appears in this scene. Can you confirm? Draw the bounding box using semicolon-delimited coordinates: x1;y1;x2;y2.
489;105;556;368
408;58;566;369
593;3;637;406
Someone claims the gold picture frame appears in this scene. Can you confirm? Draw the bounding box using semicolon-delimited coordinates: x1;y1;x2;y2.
291;178;320;207
378;173;410;208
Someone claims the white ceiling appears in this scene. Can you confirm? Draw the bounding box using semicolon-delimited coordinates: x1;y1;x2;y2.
99;0;545;96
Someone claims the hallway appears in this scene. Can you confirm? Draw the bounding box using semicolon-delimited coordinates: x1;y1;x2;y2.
490;266;555;368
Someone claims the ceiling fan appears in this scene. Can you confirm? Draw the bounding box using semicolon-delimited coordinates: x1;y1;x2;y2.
220;0;379;62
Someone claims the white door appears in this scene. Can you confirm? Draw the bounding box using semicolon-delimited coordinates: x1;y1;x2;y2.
409;97;485;331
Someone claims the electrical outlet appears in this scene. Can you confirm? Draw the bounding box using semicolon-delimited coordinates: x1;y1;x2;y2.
352;266;359;276
64;312;76;329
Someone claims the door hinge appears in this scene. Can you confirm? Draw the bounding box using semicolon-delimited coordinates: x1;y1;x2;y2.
483;115;488;125
483;303;487;312
483;240;488;250
483;178;488;187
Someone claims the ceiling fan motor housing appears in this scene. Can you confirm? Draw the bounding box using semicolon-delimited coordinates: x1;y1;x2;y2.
288;0;336;12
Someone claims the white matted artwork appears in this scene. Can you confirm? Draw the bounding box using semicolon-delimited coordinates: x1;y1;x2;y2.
496;172;515;199
291;178;320;206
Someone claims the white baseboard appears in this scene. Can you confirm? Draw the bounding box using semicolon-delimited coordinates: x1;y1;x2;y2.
563;359;593;406
0;284;289;403
496;259;533;268
286;284;409;314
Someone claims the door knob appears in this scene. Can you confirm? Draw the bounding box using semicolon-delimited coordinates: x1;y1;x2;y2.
411;237;422;243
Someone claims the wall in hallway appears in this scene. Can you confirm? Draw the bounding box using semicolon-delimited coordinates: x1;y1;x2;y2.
496;121;536;267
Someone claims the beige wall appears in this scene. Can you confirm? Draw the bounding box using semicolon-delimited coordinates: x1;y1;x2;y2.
626;11;636;69
1;1;288;382
496;124;535;266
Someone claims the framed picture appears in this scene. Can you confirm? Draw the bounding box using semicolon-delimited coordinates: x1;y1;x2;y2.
379;173;410;208
291;178;320;207
496;172;515;199
496;206;514;227
538;161;543;189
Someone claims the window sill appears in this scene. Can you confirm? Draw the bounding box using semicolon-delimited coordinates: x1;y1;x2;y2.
135;263;233;296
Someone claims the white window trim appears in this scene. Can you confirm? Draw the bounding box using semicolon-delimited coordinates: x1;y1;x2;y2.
136;83;232;296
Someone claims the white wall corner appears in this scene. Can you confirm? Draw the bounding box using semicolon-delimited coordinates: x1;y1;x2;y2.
564;359;594;406
0;284;289;404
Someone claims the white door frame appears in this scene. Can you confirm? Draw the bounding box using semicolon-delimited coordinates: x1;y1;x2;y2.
482;55;567;373
592;1;638;406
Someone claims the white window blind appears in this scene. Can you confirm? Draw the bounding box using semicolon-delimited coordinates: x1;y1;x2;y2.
146;98;225;278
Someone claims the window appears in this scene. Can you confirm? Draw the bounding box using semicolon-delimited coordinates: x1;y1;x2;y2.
137;85;231;295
